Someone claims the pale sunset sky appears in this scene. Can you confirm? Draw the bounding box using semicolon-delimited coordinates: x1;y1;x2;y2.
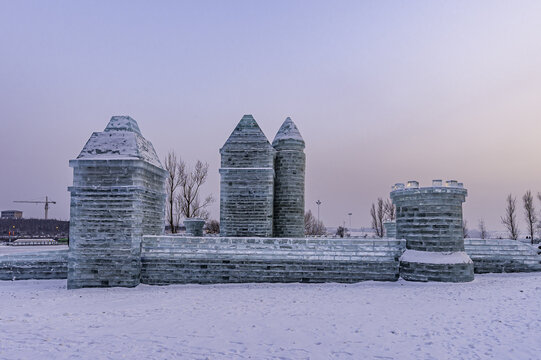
1;1;541;232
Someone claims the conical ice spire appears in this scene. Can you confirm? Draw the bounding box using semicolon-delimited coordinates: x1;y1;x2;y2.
272;117;305;148
221;114;273;152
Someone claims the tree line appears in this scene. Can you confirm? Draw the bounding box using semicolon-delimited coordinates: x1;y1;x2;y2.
304;210;326;236
367;190;541;244
164;150;215;234
369;198;395;237
500;190;541;243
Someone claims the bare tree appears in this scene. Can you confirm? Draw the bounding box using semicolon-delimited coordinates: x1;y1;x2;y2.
315;221;326;235
304;210;326;235
377;199;385;237
164;151;182;233
478;219;487;239
370;198;385;238
176;160;214;219
336;226;346;238
462;220;469;238
204;219;220;234
304;210;315;235
383;198;395;221
501;194;519;240
370;204;379;237
523;190;536;244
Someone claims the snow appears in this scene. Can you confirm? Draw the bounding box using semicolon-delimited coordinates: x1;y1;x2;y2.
104;115;142;134
273;117;304;144
75;116;162;168
219;167;274;170
400;249;473;264
1;273;541;359
0;245;68;255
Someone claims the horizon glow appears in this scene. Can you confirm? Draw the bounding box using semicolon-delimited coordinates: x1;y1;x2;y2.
1;1;541;233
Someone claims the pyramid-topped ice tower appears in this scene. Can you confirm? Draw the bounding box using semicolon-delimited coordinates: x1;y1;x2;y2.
219;115;275;237
68;116;167;289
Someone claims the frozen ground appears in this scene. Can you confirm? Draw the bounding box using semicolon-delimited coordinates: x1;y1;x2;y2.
1;274;540;360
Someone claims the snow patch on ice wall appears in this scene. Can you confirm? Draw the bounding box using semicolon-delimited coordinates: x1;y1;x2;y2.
400;249;473;265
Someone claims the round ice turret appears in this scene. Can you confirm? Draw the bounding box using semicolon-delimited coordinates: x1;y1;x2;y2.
272;117;306;238
219;115;275;237
390;180;473;282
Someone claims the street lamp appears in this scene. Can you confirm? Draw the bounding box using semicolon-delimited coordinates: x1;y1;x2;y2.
348;213;352;228
315;200;322;235
316;200;322;224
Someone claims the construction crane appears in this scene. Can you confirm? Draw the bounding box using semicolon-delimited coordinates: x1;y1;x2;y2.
13;196;57;220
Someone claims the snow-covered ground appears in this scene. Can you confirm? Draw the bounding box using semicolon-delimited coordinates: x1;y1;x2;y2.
0;245;68;255
1;274;540;360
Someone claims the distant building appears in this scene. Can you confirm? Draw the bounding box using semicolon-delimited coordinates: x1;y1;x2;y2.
1;210;23;219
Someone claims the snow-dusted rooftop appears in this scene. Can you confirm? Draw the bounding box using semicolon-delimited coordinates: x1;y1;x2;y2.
75;116;162;168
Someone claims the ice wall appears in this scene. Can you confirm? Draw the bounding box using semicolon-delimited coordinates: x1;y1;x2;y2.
140;236;405;284
0;249;68;280
383;221;396;238
465;238;541;273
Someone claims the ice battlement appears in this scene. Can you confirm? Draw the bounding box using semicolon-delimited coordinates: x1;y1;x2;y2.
391;179;467;196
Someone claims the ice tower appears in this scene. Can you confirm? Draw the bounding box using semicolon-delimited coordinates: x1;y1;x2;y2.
272;117;306;237
390;180;474;282
68;116;167;289
219;115;275;237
